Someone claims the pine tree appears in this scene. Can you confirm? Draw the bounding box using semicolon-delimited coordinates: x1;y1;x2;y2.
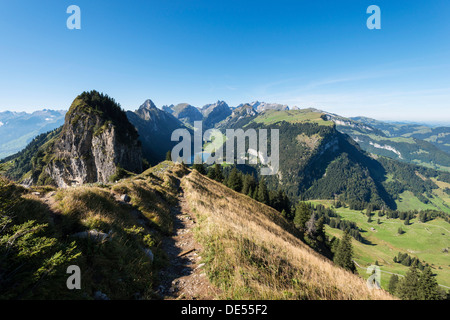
207;167;216;180
404;217;410;226
397;263;421;300
257;177;269;205
331;237;340;254
192;162;206;174
418;266;441;300
192;155;206;174
213;163;224;182
222;174;228;188
241;174;256;195
333;230;356;273
227;167;242;192
315;216;326;244
247;186;253;198
281;192;292;218
252;186;258;200
402;255;411;267
366;204;373;217
293;202;311;231
388;274;399;295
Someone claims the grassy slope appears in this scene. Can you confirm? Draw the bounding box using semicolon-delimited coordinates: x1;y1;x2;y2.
251;109;334;127
182;170;393;300
1;161;185;299
310;200;450;289
396;191;450;213
395;174;450;213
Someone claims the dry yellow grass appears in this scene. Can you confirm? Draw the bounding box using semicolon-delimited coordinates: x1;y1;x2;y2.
182;170;394;300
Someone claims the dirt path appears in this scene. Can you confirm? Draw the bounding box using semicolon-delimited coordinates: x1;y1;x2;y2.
156;191;218;300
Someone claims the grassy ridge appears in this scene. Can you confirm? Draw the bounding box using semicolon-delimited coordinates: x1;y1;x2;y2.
251;109;333;127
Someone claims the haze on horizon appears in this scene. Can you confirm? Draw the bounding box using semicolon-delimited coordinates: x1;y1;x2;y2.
0;1;449;123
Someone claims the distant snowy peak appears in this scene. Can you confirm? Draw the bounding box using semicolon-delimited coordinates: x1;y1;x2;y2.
241;101;290;113
259;102;289;112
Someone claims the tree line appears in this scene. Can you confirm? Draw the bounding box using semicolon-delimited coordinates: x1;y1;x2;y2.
393;252;426;270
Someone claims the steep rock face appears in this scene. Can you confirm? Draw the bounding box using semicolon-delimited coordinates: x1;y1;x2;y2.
161;104;174;114
216;104;257;129
236;101;289;113
200;101;232;128
135;99;158;119
37;91;142;187
127;99;188;165
170;103;203;126
251;101;289;113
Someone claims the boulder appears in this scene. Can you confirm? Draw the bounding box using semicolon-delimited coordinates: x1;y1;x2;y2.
121;194;131;203
72;229;111;241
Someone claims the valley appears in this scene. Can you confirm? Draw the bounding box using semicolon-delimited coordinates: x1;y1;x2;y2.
310;200;450;289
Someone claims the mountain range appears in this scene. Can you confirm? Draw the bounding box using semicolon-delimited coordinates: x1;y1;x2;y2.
1;90;449;300
2;91;450;214
2;100;449;173
323;112;450;172
0;109;66;160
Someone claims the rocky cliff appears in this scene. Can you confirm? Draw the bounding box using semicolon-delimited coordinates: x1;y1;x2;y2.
127;99;188;165
23;91;143;187
164;103;203;126
200;100;232;128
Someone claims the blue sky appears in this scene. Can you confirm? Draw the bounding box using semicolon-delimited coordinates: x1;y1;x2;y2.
0;0;449;122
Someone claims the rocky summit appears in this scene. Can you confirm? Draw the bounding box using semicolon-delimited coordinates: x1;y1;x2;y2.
23;91;143;187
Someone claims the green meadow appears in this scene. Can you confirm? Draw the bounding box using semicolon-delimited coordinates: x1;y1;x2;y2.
250;109;334;127
311;200;450;289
